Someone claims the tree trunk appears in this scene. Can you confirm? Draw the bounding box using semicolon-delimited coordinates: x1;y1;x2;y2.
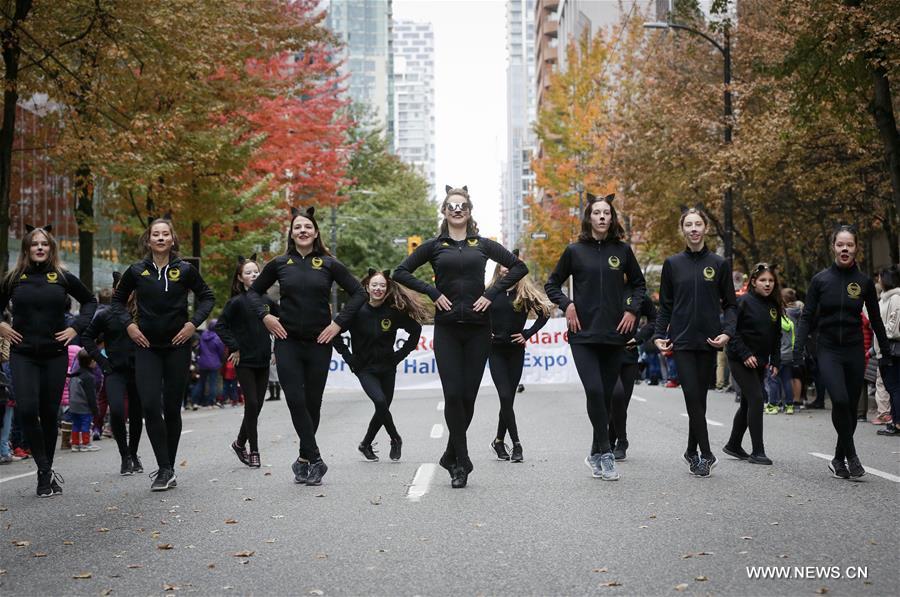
73;164;94;290
868;65;900;222
0;0;34;275
192;220;201;258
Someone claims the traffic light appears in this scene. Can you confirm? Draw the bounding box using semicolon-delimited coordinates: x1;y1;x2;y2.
407;235;422;255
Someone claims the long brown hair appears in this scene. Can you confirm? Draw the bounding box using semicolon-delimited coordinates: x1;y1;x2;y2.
230;254;260;297
286;207;332;256
139;218;181;259
488;260;553;318
748;263;784;321
439;186;479;237
2;226;66;292
578;193;625;242
362;268;430;324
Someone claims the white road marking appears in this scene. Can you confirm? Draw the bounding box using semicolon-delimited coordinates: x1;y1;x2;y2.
809;452;900;483
437;401;444;411
681;413;724;427
406;463;437;502
0;470;36;484
632;396;647;403
430;424;444;439
181;429;194;435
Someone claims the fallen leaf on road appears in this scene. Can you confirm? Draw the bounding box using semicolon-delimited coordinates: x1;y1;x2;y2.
314;494;325;498
697;551;713;556
179;460;187;468
101;589;113;596
233;551;255;557
265;539;276;544
63;540;74;545
638;525;649;529
210;530;220;534
740;536;752;540
674;583;688;592
223;586;233;590
239;560;249;565
0;506;7;512
271;515;284;519
163;583;179;591
369;496;382;505
0;569;6;576
32;552;47;557
695;575;708;581
243;497;253;502
224;519;238;524
599;581;622;587
309;591;324;596
681;554;693;559
815;588;828;595
98;528;110;533
593;567;609;573
868;540;877;545
770;522;779;526
264;472;271;476
376;549;388;553
779;554;789;559
12;540;30;547
737;551;748;555
207;564;215;569
106;506;118;512
649;514;657;519
157;543;174;550
315;553;328;560
127;564;143;569
151;531;161;538
73;572;93;579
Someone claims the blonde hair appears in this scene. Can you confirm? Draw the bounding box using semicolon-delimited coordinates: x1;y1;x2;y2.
488;264;552;317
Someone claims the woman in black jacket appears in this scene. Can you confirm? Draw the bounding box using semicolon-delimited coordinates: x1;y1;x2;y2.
794;226;890;479
83;272;143;476
546;194;646;481
0;225;97;497
393;186;527;488
247;207;366;486
486;253;551;463
653;208;737;478
723;263;783;465
216;254;277;469
333;269;426;462
112;218;215;492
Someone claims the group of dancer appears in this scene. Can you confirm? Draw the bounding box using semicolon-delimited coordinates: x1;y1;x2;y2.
0;186;896;496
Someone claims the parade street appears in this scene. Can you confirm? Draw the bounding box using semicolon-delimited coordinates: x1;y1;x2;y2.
1;382;897;596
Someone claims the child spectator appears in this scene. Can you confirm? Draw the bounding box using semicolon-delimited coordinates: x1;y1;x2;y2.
68;349;100;452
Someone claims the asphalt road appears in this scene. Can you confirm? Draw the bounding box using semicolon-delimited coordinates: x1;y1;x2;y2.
1;381;898;596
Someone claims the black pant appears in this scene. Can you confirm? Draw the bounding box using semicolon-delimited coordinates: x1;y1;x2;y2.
9;352;67;472
105;367;142;459
727;359;766;454
236;366;269;453
434;323;491;464
357;369;399;444
673;350;716;458
570;343;623;454
274;338;331;460
817;347;865;459
135;345;191;470
609;360;639;446
489;343;525;443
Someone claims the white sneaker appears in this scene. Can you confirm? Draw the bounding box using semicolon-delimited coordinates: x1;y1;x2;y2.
80;444;100;452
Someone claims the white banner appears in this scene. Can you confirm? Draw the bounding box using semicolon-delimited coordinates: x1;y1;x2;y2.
324;317;580;391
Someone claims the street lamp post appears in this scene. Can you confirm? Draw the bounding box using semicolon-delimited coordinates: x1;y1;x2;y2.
644;20;733;265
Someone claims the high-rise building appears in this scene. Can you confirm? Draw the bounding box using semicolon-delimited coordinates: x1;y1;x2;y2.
502;0;537;249
392;20;436;195
326;0;394;139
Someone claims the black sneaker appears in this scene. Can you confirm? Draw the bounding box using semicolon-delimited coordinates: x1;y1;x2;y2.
612;440;628;461
292;459;309;484
706;454;718;471
683;452;700;474
491;440;510;461
510;442;523;462
120;456;134;476
877;423;899;436
748;453;773;465
248;451;261;468
451;466;468;488
232;441;250;466
358;442;378;462
694;458;711;477
130;455;144;474
36;470;52;498
846;455;866;479
389;438;402;462
150;468;176;492
516;384;525;393
828;458;850;479
49;471;64;496
306;459;328;486
722;444;750;460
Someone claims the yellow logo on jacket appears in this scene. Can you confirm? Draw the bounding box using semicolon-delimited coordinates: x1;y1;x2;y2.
608;255;621;270
141;269;150;276
703;266;716;281
380;318;392;332
311;257;324;269
167;268;180;281
286;258;294;265
467;239;479;247
769;308;777;322
46;272;58;283
847;282;861;298
19;274;27;280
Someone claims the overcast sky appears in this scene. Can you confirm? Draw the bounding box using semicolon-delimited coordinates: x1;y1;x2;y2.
393;0;507;239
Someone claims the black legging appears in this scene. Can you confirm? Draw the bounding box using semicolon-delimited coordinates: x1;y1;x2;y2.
135;345;191;470
105;367;142;459
268;381;281;400
236;366;269;453
726;359;766;454
489;343;525;443
358;370;399;444
609;360;639;447
673;350;716;458
9;352;67;472
570;343;623;455
817;347;865;460
434;323;491;464
274;338;331;460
